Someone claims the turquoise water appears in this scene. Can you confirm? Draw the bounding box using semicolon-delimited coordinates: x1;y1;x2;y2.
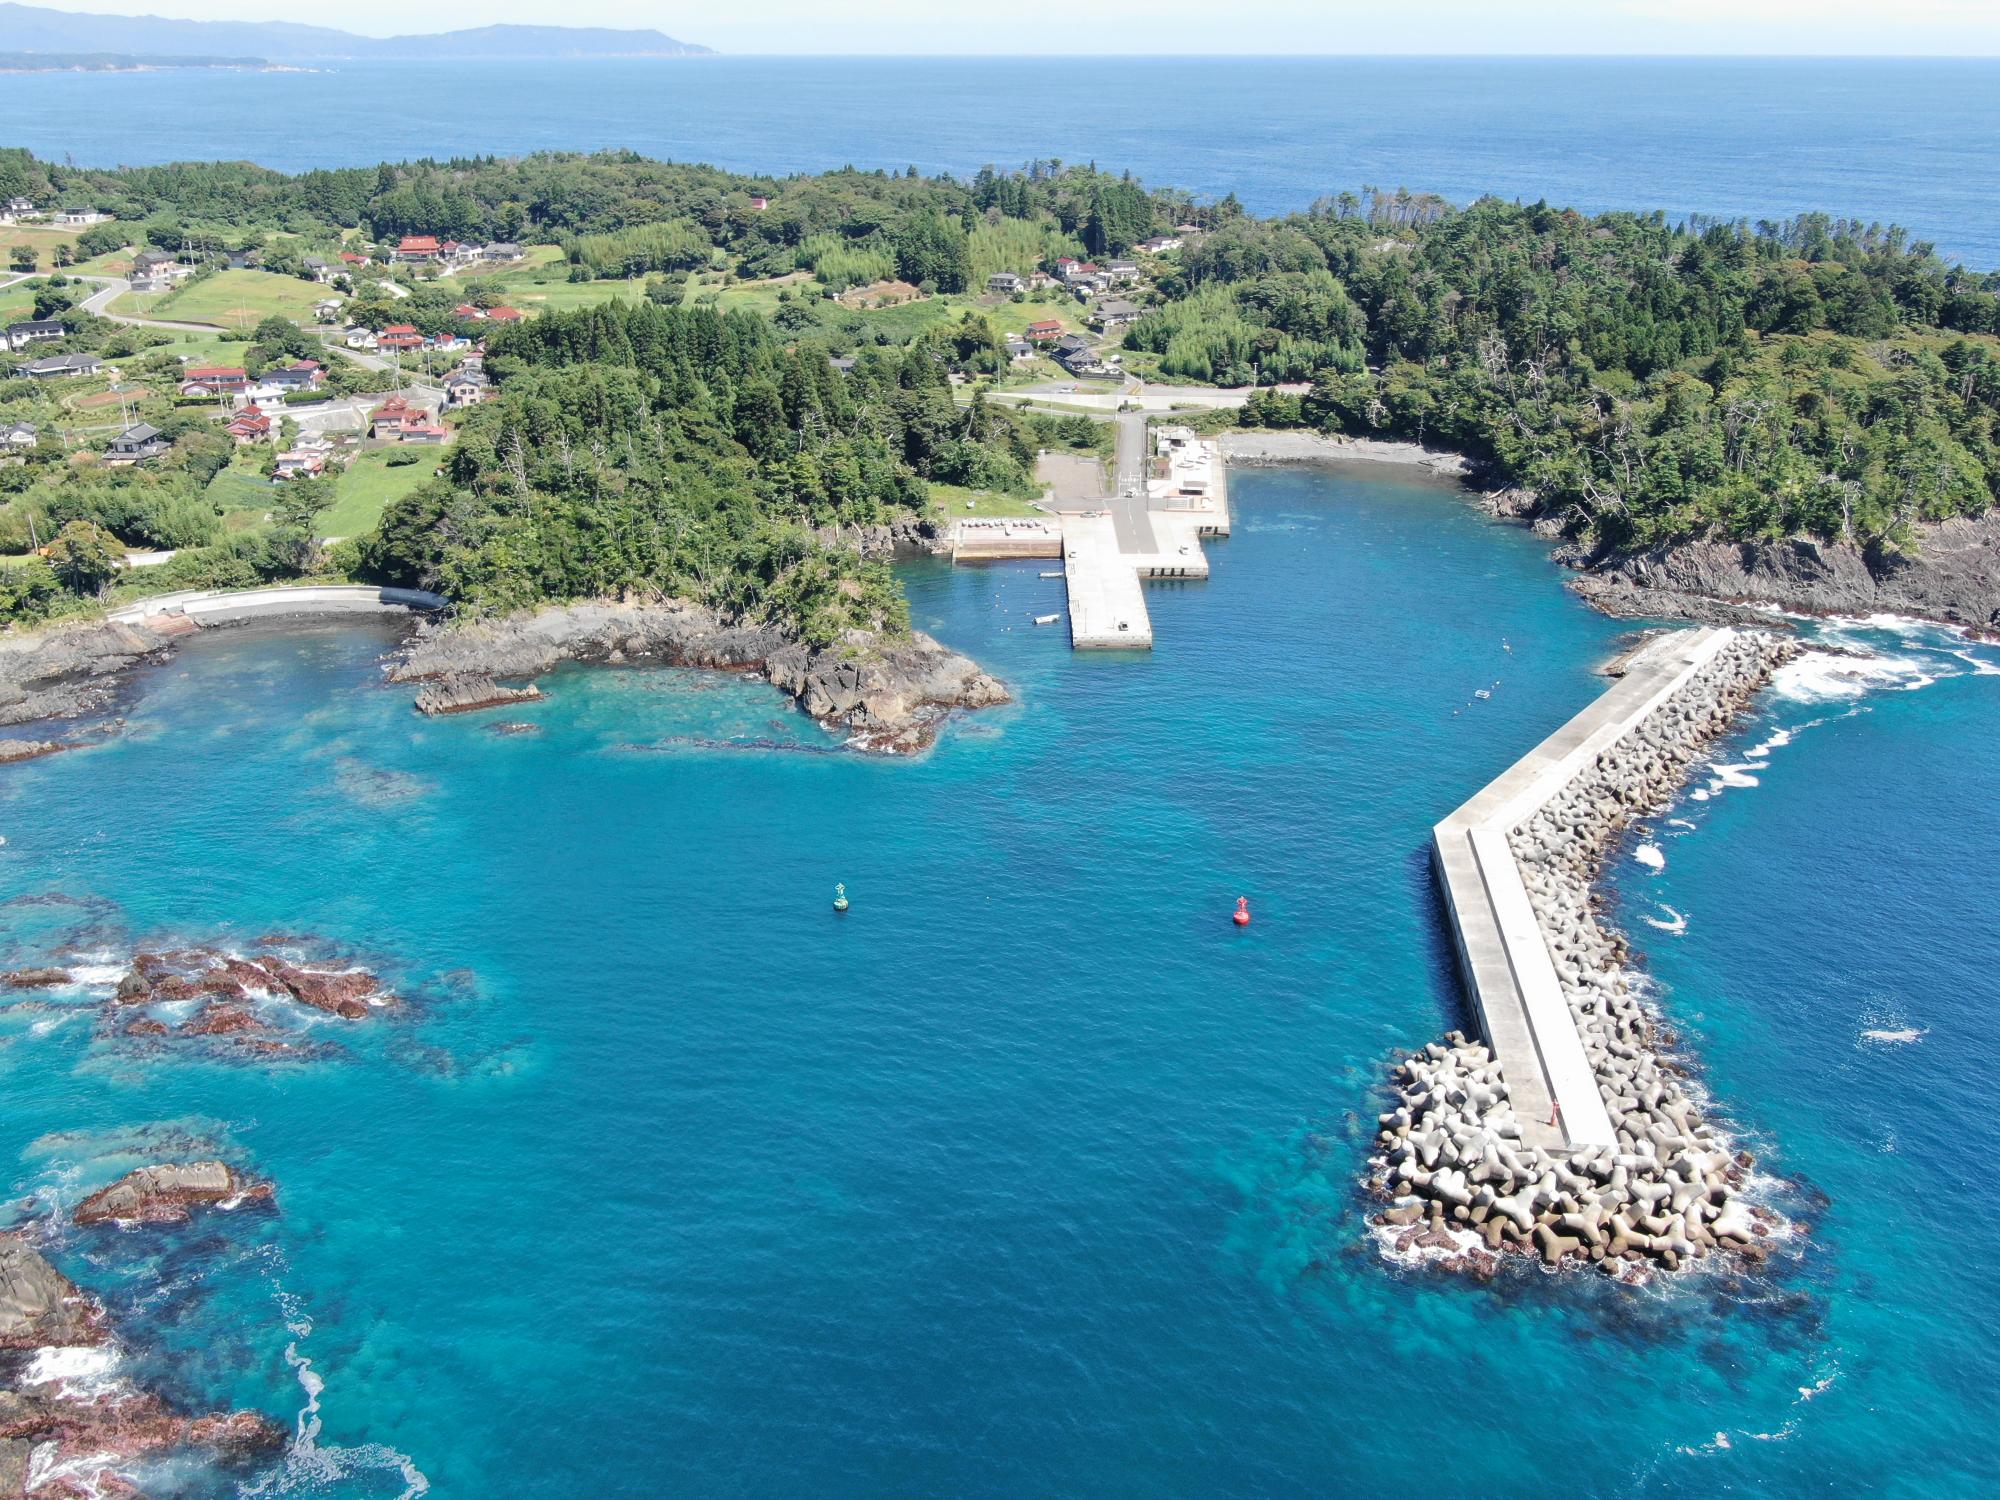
3;465;1997;1496
5;57;2000;266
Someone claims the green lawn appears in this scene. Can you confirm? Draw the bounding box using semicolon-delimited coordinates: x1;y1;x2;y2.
0;286;37;323
323;448;437;538
134;269;336;330
924;483;1048;519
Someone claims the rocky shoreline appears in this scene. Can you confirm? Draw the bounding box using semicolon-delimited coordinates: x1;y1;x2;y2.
390;599;1007;753
2;1231;285;1494
1370;630;1801;1281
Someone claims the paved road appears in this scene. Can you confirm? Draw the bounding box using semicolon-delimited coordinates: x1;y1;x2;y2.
1107;411;1158;552
75;276;221;333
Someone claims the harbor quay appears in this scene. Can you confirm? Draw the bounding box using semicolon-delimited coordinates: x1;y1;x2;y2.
949;419;1230;650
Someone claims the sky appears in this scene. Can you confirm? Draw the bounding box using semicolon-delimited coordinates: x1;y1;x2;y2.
18;0;2000;54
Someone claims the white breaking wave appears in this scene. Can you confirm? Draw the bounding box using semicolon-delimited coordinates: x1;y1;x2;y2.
23;1343;125;1401
1861;1027;1927;1045
1632;842;1666;872
239;1341;429;1499
1771;648;1931;704
1642;906;1688;935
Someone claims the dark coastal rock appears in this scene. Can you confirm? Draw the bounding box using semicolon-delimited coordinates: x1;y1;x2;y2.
0;1234;102;1350
817;514;954;561
0;738;77;765
0;620;174;730
2;968;71;988
412;674;545;716
184;1409;287;1463
1570;511;2000;633
391;600;1008;752
74;1162;273;1228
111;948;384;1033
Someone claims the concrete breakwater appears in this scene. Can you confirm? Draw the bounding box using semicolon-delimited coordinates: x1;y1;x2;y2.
1371;626;1799;1279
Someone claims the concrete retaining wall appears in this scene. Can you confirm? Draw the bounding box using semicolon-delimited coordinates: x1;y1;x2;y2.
108;585;447;628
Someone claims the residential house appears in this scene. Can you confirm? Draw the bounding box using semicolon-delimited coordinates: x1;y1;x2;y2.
1091;298;1142;330
303;256;332;283
377;323;424;351
273;448;327;479
260;361;324;395
179;365;249;398
105;424;170;464
370;395;444;441
749;196;770;212
482;243;523;262
1104;260;1141;286
1004;337;1034;362
439;240;482;268
343;326;380;350
827;355;857;374
1056;343;1115;378
1;197;32;221
20;352;101;379
1138;234;1182;254
2;421;37;449
451;303;488;322
394;235;442;263
1053;257;1082;281
426;333;470;353
986;272;1025;296
483;306;524;324
442;368;491;407
5;320;69;351
1025;319;1065;345
312;298;344;323
225;406;272;445
338;250;372;269
57;207;109;226
129;249;193;293
1026;270;1058;291
1052;332;1094;358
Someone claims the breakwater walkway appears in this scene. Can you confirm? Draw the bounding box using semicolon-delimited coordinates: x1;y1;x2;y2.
1374;626;1798;1275
949;419;1230;650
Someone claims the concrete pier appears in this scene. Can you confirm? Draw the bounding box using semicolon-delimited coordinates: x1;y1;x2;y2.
1431;627;1737;1151
948;421;1230;650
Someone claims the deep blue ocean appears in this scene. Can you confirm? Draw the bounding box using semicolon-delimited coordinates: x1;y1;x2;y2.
1;465;1996;1496
3;57;2000;266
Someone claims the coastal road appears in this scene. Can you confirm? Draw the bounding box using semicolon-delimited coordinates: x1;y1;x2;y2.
75;276;224;334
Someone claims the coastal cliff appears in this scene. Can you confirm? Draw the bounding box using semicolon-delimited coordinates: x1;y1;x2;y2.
1565;510;2000;634
390;600;1007;752
0;619;174;729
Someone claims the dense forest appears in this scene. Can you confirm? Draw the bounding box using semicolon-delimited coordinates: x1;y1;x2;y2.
1152;193;2000;550
354;301;1088;644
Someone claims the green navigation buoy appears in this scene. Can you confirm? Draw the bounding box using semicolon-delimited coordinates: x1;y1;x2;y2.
833;882;849;913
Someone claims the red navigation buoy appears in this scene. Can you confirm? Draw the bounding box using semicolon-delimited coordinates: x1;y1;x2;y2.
1233;897;1251;927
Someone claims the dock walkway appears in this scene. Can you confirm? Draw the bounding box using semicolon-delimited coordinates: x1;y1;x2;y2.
1431;627;1735;1150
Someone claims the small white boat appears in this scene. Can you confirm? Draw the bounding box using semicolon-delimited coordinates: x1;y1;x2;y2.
1033;613;1061;625
1039;571;1062;578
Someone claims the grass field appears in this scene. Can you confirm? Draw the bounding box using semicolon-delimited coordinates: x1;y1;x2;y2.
924;483;1049;519
203;457;274;516
0;285;37;323
323;448;437;538
135;269;336;331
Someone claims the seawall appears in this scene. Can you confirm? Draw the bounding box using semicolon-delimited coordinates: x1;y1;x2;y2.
1371;626;1798;1278
108;584;447;628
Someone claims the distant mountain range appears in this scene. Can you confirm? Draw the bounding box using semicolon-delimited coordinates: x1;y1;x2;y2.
0;4;713;60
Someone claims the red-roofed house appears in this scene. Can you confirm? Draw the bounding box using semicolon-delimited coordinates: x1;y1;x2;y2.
395;235;441;262
225;405;271;445
484;306;524;323
338;250;371;267
377;323;423;351
369;395;413;437
452;303;487;321
1025;320;1065;345
180;365;248;396
750;195;770;211
274;448;326;478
